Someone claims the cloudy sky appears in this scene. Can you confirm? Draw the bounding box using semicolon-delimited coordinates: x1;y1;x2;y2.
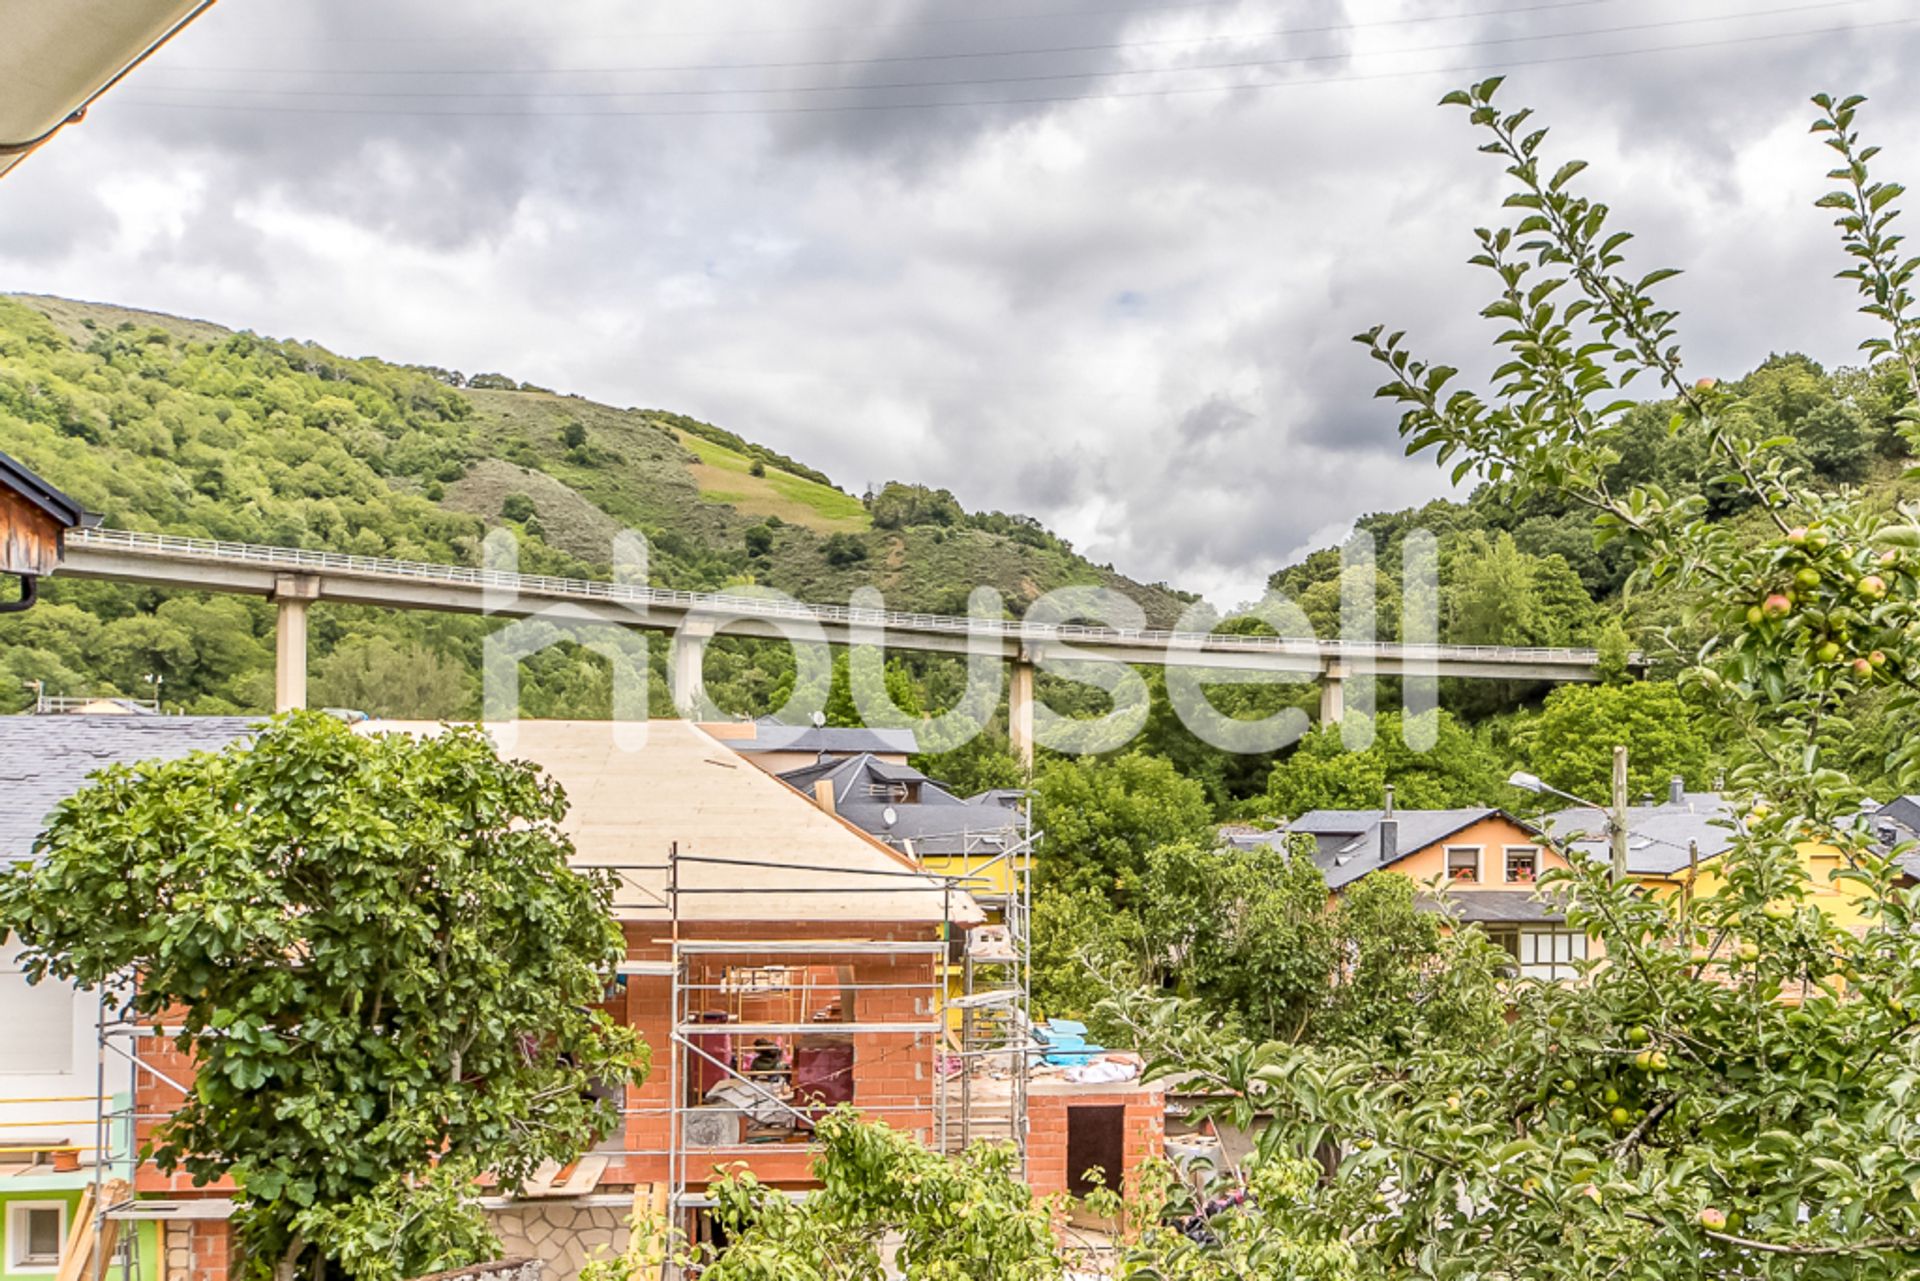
3;0;1916;605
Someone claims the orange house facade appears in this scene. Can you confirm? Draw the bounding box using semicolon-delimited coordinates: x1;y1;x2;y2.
1277;798;1591;981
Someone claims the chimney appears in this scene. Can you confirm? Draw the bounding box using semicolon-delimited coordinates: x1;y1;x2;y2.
1669;776;1685;806
813;780;836;814
1380;785;1398;863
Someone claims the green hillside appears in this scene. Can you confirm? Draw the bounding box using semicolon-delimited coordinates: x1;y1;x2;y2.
0;293;1187;719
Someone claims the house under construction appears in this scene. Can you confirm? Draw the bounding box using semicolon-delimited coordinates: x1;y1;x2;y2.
101;718;1071;1280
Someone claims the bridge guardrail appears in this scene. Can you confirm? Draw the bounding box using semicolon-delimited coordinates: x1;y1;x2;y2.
66;527;1605;667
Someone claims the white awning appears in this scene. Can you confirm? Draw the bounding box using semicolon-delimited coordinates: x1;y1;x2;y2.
0;1;220;180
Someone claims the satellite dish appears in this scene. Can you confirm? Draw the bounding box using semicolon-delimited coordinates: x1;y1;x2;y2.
883;806;898;827
810;710;827;728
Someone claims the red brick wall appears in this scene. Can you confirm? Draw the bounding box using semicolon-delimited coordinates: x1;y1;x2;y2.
610;918;944;1188
1026;1087;1166;1201
135;916;951;1265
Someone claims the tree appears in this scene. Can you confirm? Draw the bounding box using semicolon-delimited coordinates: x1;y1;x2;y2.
1508;680;1712;802
560;420;587;450
0;713;645;1280
822;532;868;567
867;481;964;530
1259;709;1507;817
311;635;473;719
499;493;536;524
1030;751;1215;898
1249;79;1920;1275
743;522;775;558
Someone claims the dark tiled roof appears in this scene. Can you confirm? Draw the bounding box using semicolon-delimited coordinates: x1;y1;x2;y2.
0;715;257;860
775;753;1019;853
1542;793;1735;877
1279;808;1539;890
734;721;919;757
1419;888;1567;924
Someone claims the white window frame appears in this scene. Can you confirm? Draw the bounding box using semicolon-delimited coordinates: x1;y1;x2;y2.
1504;845;1541;884
1444;845;1482;883
8;1200;67;1273
1516;928;1590;982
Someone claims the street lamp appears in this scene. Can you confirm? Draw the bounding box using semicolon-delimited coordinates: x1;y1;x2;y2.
1508;745;1631;884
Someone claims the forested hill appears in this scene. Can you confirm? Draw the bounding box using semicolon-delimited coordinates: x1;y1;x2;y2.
0;293;1190;717
1270;352;1920;650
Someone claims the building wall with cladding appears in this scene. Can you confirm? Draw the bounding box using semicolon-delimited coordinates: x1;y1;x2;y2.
0;490;64;578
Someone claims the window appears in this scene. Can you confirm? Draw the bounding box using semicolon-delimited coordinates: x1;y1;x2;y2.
1517;929;1589;982
8;1202;66;1272
1505;846;1540;884
1445;846;1481;883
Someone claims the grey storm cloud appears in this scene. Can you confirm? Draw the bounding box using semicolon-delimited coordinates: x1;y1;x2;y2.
2;0;1917;609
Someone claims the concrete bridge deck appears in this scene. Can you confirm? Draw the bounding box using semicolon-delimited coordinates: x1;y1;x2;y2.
53;527;1610;760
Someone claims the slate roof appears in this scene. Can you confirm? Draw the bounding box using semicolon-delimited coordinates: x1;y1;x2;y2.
1277;807;1538;890
1541;792;1735;877
775;753;1020;857
1859;797;1920;879
0;715;257;860
731;720;919;758
1419;889;1568;925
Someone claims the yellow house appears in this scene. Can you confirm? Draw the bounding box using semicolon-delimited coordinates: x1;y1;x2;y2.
1543;780;1885;932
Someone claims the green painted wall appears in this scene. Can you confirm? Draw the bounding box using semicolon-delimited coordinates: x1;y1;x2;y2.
0;1186;158;1281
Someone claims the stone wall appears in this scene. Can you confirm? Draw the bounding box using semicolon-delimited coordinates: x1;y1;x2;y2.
488;1205;631;1281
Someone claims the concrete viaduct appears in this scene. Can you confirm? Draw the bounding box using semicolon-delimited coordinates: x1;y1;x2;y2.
54;527;1610;763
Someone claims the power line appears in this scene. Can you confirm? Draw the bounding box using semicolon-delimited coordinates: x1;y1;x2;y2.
153;0;1623;78
178;0;1553;47
123;17;1906;117
115;11;1908;118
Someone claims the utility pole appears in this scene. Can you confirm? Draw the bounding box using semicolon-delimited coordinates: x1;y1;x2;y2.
1609;745;1630;885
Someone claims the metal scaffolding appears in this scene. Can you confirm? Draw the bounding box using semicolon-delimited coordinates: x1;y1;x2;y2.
931;818;1037;1173
85;818;1036;1267
599;839;1015;1240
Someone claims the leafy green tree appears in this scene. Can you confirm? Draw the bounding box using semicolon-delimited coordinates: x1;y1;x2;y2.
310;634;474;719
1142;838;1338;1041
1231;78;1920;1275
1030;751;1215;897
822;532;868;567
867;481;964;530
1508;681;1712;802
1260;709;1507;816
0;713;644;1281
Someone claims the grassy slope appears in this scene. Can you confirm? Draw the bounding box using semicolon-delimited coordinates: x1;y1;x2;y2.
3;294;1187;621
672;429;869;532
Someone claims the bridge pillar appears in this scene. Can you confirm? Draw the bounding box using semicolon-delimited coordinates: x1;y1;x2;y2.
669;622;714;717
272;574;321;713
1009;652;1035;773
1318;662;1344;726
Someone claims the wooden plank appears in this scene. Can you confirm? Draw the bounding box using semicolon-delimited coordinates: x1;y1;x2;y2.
54;1182;97;1281
552;1154;608;1197
0;492;62;578
628;1182;671;1281
518;1159;562;1197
